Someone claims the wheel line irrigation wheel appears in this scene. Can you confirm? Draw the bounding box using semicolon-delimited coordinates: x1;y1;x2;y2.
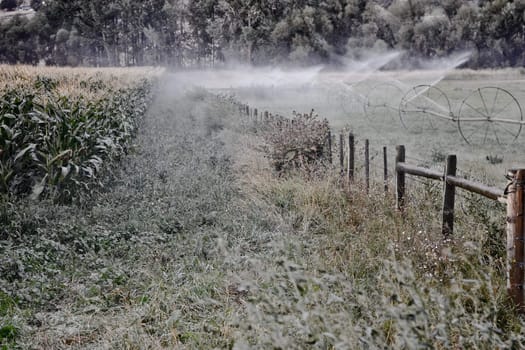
398;84;451;133
458;87;523;145
363;82;405;121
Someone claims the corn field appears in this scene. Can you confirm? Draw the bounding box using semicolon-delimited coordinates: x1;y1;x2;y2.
0;66;160;202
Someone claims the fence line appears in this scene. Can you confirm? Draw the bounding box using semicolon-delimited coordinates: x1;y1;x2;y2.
235;102;525;314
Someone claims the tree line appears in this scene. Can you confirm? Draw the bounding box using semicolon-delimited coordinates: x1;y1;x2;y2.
0;0;524;68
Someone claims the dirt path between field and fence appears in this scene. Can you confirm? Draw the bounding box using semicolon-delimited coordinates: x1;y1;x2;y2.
11;83;249;347
7;78;335;348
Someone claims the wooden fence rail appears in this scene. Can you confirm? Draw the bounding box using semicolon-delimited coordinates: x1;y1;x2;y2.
395;146;504;225
395;145;504;241
394;145;525;313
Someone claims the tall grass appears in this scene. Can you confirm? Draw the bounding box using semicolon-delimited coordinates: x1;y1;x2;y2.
229;164;523;348
224;107;525;348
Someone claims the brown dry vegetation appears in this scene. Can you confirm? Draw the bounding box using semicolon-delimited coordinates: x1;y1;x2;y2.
0;65;163;98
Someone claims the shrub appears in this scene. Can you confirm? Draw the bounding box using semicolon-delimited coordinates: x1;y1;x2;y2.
262;110;330;174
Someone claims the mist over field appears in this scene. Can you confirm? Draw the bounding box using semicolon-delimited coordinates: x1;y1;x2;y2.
169;50;472;89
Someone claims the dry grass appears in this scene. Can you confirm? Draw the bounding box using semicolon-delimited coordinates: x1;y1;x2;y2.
230;164;522;348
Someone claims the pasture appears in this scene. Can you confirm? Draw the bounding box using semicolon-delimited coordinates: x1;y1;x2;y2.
227;68;525;187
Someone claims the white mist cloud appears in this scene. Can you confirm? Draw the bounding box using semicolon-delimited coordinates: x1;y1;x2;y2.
167;50;471;96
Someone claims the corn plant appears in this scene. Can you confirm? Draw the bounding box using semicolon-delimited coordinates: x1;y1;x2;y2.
0;73;155;202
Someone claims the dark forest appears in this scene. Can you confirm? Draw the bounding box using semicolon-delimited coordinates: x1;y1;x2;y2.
0;0;524;68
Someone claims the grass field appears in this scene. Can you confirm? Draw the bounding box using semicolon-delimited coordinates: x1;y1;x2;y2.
228;68;525;188
2;66;525;348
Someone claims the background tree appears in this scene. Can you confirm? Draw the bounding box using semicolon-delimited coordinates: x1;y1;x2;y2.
0;0;18;11
0;0;524;68
0;15;39;64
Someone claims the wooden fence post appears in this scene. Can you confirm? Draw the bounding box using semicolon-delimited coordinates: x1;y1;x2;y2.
383;146;388;194
348;133;355;182
365;139;370;193
507;169;525;313
396;145;406;211
327;130;332;164
442;155;457;237
339;134;344;177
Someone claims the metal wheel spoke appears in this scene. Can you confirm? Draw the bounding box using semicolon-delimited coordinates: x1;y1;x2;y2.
478;89;490;117
464;123;484;141
490;88;499;115
493;99;516;118
491;124;501;144
493;122;519;139
483;123;490;143
427;114;436;129
497;123;518;137
464;102;488;118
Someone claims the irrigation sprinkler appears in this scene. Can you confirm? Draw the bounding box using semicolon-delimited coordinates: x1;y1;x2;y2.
338;81;368;115
364;81;406;120
399;85;452;133
398;85;523;145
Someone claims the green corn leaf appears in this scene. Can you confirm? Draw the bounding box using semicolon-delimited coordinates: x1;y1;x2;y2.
14;143;36;163
49;149;72;165
1;113;16;120
0;169;14;184
0;125;14;139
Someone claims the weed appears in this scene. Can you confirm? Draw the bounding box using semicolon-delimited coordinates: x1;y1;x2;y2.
486;154;504;164
0;325;18;341
431;147;447;163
